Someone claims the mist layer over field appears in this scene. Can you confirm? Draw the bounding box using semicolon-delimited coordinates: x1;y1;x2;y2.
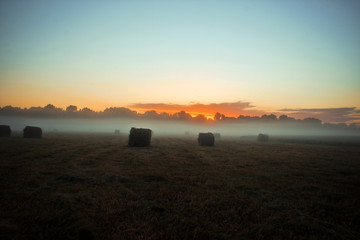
1;116;359;138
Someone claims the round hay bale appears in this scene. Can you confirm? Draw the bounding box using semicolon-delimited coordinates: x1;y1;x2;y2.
128;127;152;147
0;125;11;137
257;133;269;142
198;132;215;146
23;126;42;138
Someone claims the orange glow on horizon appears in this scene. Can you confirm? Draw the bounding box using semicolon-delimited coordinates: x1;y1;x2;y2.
0;101;244;118
129;107;240;120
126;101;271;119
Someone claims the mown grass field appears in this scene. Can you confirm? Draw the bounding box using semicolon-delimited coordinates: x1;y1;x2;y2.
0;133;359;239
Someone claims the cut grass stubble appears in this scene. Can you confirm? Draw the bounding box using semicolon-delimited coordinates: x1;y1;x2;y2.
0;134;359;239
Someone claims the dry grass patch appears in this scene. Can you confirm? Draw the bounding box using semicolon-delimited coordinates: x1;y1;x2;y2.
0;134;359;239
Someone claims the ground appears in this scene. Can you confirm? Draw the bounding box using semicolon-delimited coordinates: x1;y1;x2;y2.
0;133;359;240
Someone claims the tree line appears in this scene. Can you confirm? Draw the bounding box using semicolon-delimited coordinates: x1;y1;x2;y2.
0;104;358;130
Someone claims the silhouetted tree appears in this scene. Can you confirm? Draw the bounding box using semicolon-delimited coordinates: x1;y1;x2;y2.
29;106;43;112
78;107;96;117
261;114;277;121
172;111;192;121
303;117;321;125
159;112;171;120
222;116;237;121
214;112;222;121
79;107;94;113
44;104;56;111
143;110;160;119
193;114;207;122
279;115;295;122
238;115;261;122
0;105;22;114
66;105;78;113
44;104;63;114
103;107;137;117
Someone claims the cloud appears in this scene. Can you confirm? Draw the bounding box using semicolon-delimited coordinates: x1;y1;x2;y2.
129;101;265;117
129;101;360;124
278;107;360;123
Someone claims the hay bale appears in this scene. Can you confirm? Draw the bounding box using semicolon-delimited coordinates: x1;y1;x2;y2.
198;132;215;146
23;126;42;138
214;132;221;140
114;129;120;134
0;125;11;137
257;133;269;142
128;127;152;147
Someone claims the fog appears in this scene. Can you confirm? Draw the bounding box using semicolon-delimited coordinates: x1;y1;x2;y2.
1;116;359;139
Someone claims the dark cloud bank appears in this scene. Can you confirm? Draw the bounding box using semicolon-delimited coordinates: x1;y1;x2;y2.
279;107;360;124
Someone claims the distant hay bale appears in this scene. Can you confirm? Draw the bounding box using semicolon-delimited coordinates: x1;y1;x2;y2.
114;129;120;134
128;127;152;147
198;132;215;146
23;126;42;138
214;133;221;140
0;125;11;137
257;133;269;142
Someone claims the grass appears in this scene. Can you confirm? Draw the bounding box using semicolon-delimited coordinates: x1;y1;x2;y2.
0;133;359;239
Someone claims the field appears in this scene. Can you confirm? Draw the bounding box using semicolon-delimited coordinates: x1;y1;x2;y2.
0;133;359;240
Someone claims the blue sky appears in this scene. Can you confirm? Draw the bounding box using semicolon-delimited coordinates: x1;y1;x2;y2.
0;0;359;121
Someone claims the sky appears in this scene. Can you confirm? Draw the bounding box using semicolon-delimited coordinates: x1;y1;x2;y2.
0;0;359;123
